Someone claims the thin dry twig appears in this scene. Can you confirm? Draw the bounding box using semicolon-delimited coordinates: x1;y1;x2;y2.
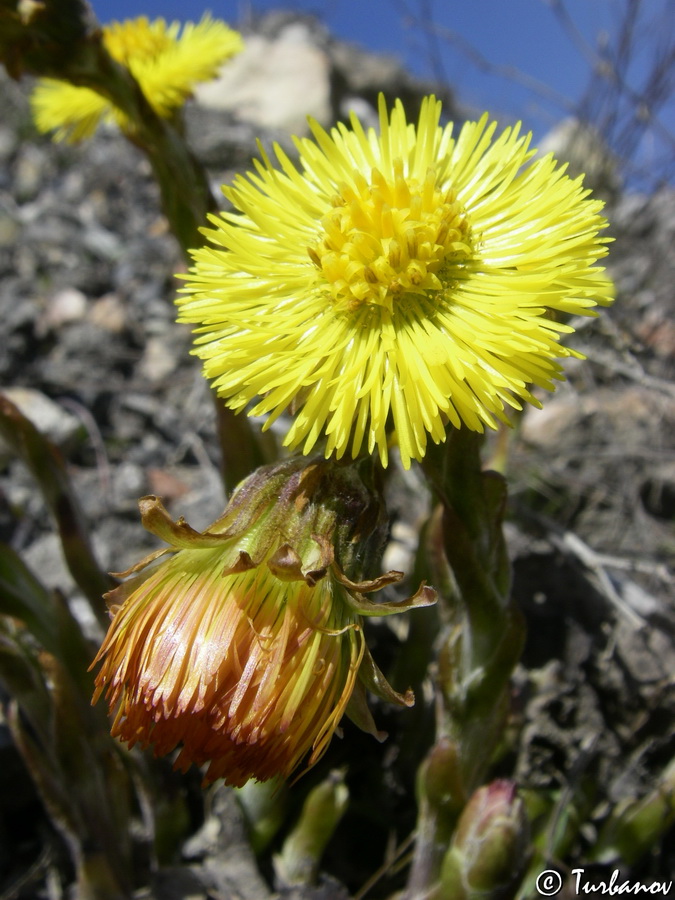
398;0;675;188
58;395;113;504
353;829;417;900
0;843;52;900
400;11;575;114
520;508;658;627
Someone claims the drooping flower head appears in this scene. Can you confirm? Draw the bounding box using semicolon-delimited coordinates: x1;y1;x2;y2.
31;15;243;142
92;458;435;787
178;95;613;469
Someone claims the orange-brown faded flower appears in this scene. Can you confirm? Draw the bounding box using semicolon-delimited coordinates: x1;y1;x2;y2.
92;458;435;786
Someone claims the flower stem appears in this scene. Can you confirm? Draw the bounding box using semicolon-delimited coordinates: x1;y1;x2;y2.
405;428;526;897
1;0;216;256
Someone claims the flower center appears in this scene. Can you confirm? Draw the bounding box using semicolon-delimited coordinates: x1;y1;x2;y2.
308;159;472;312
104;18;174;66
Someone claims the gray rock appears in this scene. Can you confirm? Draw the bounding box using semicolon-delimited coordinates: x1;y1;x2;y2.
38;286;88;334
0;123;18;164
183;786;273;900
21;531;72;592
538;117;621;202
194;25;332;135
14;144;48;202
0;386;83;453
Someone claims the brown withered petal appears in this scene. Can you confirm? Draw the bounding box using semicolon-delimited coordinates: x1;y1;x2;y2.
92;458;436;787
93;542;365;787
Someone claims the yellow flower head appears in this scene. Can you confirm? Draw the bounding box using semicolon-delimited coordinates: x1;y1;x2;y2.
31;15;243;142
177;95;613;469
92;459;434;786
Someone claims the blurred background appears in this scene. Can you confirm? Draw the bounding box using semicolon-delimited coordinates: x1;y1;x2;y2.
93;0;675;191
1;1;674;897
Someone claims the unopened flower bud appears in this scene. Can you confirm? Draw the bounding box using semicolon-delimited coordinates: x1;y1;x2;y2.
418;737;465;815
273;769;349;887
440;779;529;900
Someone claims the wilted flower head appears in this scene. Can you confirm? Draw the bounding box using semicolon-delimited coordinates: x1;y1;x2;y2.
31;14;242;142
178;95;613;469
92;458;435;787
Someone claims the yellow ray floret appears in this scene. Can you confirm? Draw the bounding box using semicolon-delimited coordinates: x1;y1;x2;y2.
31;15;243;142
177;95;613;468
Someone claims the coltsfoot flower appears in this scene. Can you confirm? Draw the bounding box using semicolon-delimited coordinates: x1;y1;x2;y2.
92;458;435;787
178;95;613;468
31;15;243;142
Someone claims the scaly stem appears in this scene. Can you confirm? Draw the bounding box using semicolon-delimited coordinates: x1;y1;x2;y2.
405;429;526;898
0;0;216;255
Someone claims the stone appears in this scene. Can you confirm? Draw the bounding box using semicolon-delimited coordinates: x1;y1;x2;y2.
0;387;82;453
86;293;127;334
14;144;47;202
39;286;88;333
538;117;621;202
138;335;182;383
520;394;584;450
0;123;18;164
0;209;19;248
194;25;332;134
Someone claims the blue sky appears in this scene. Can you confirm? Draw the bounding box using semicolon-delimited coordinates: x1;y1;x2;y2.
92;0;673;183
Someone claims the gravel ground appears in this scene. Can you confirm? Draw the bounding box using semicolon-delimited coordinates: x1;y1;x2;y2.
0;16;673;898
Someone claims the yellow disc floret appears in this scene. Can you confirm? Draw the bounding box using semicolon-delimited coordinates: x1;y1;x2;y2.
309;161;472;312
103;16;176;64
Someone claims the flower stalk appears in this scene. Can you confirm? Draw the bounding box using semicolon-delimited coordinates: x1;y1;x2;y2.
591;756;675;867
0;393;113;625
273;770;349;888
0;0;218;254
405;429;526;897
0;616;135;900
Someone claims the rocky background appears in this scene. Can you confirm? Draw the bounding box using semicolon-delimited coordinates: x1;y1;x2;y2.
0;11;673;900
